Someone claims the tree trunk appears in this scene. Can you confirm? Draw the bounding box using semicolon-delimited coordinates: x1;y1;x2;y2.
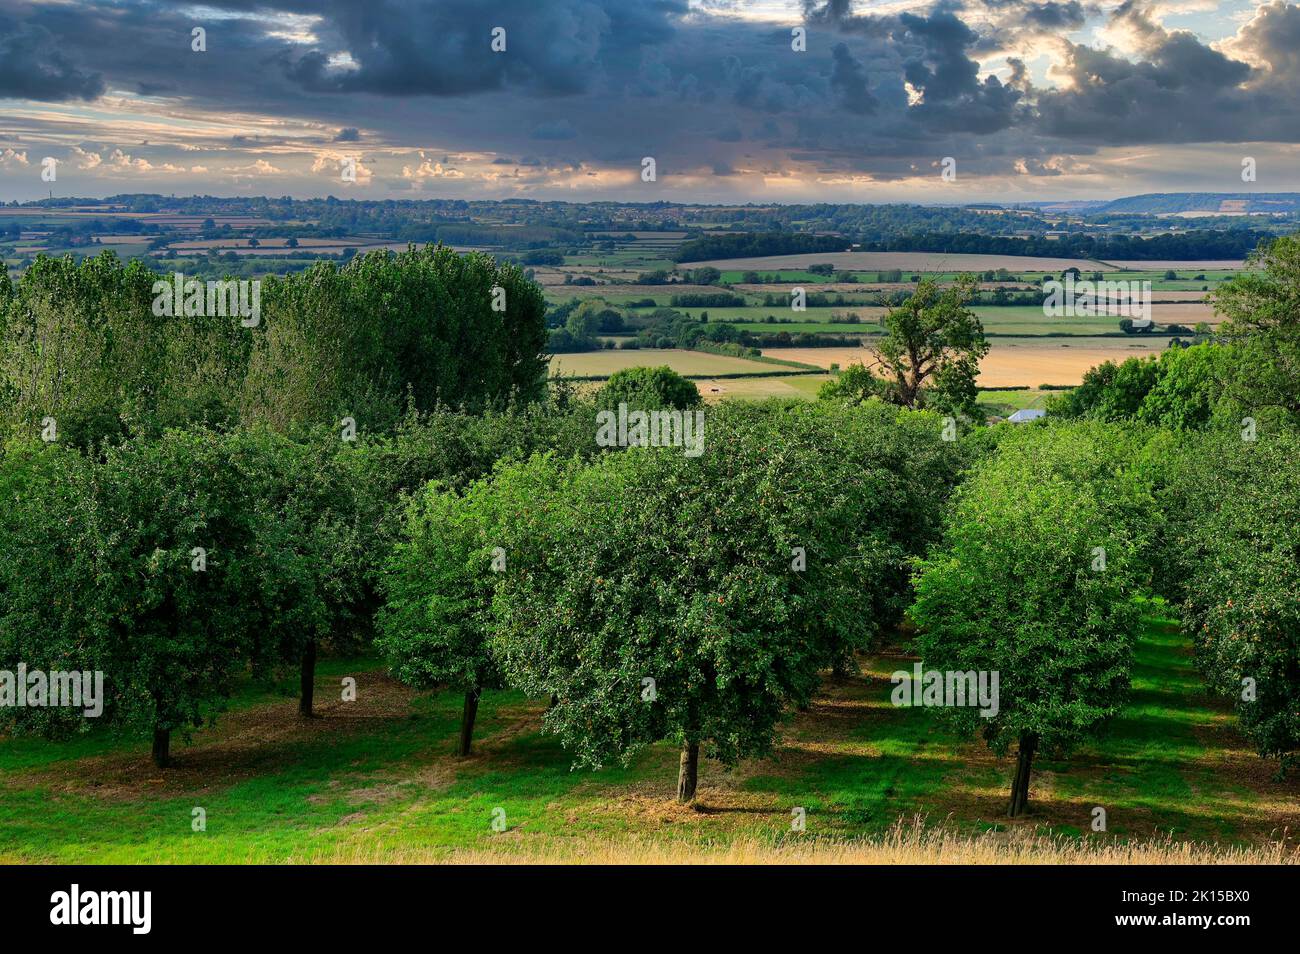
298;639;317;718
676;741;700;803
457;688;480;757
152;727;170;768
1007;732;1038;818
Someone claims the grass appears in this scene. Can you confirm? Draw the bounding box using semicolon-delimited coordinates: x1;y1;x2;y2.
548;348;782;378
618;304;1213;338
319;823;1294;864
976;388;1053;416
1;612;1295;863
694;374;834;402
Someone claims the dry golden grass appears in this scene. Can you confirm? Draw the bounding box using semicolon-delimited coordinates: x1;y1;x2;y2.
297;817;1297;866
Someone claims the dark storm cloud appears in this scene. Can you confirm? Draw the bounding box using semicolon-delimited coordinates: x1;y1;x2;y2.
281;0;685;97
830;43;878;114
0;19;104;100
4;0;1300;188
888;8;1024;134
531;120;577;141
1021;2;1088;30
979;0;1090;31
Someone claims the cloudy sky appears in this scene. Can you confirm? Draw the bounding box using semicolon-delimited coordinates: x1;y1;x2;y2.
1;0;1297;203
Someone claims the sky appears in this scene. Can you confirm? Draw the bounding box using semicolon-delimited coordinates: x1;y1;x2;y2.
1;0;1298;204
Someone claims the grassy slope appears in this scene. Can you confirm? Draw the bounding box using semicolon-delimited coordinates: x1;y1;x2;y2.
1;613;1294;863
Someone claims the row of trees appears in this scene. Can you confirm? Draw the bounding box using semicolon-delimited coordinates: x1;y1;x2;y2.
3;236;1295;812
2;360;1294;804
911;422;1156;814
0;245;548;446
378;399;1299;808
1159;430;1300;768
0;404;605;764
378;400;968;798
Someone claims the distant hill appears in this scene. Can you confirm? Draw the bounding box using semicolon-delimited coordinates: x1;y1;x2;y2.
1014;194;1300;215
1016;200;1110;214
1094;193;1300;215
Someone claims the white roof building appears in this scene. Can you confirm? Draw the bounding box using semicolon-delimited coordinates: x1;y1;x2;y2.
1007;409;1047;424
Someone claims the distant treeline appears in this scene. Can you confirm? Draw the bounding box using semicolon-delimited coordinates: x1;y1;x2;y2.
859;229;1264;261
673;232;852;263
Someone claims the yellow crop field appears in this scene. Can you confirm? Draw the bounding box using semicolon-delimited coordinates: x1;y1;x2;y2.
764;336;1173;387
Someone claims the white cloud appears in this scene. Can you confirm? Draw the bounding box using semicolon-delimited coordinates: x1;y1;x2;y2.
222;158;284;176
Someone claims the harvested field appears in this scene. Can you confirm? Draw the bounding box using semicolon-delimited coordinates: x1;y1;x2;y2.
764;336;1173;387
1101;259;1246;270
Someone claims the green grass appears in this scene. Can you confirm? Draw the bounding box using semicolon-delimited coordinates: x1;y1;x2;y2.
718;269;842;284
549;348;783;378
619;304;1207;338
976;388;1053;416
0;609;1289;862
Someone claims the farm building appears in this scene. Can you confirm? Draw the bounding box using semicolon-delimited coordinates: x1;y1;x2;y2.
1007;409;1047;423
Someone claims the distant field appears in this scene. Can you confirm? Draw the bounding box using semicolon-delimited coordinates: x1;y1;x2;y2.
764;336;1172;387
1101;259;1246;270
549;348;790;378
976;336;1167;387
169;238;376;250
643;303;1218;337
695;374;833;402
541;283;723;301
161;241;419;258
686;251;1111;272
673;305;886;327
972;302;1217;333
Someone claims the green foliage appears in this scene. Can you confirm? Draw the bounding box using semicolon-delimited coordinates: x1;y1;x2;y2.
595;365;702;412
1;244;547;446
488;442;822;772
242;245;548;431
480;401;964;781
369;396;613;701
0;427;380;741
909;422;1150;758
869;275;989;418
0;430;262;739
1162;429;1300;768
0;251;255;446
1048;344;1246;432
0;439;100;737
1135;343;1239;431
0;252;164;446
1044;355;1159;421
1211;234;1300;421
672;232;850;263
376;482;501;694
817;362;882;405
